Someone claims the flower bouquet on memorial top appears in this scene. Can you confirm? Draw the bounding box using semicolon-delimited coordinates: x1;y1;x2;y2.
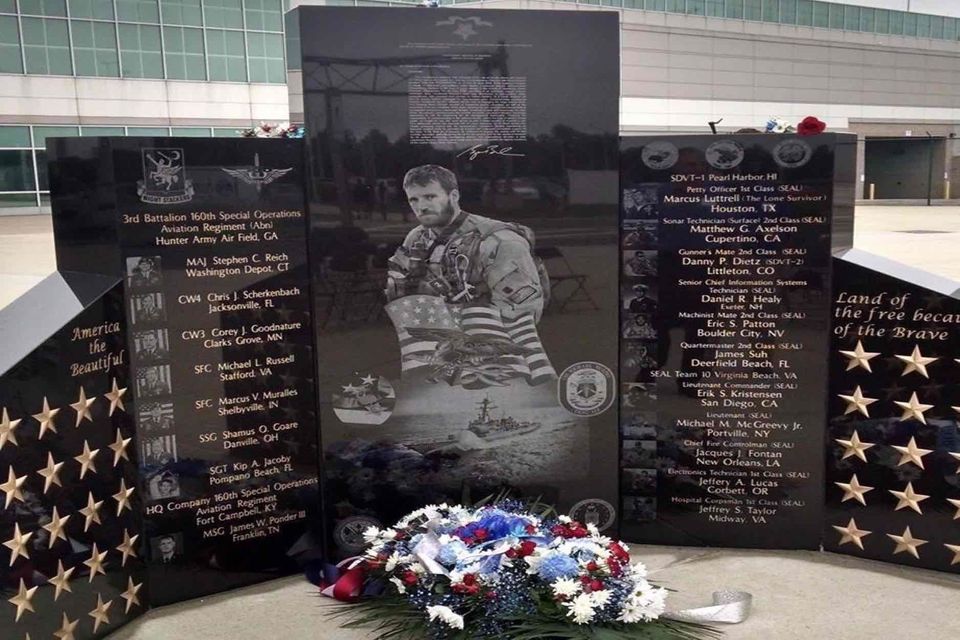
238;121;305;138
323;499;720;639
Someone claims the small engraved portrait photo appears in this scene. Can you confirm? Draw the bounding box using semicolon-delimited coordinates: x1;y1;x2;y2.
623;468;658;495
622;382;657;408
622;220;658;249
126;256;163;289
622;186;658;219
621;341;659;383
622;440;657;467
150;532;184;564
621;314;657;340
130;292;166;325
147;469;181;501
134;328;170;363
623;250;657;278
138;401;174;433
136;365;172;398
141;434;178;466
621;414;657;439
622;281;658;314
623;496;657;522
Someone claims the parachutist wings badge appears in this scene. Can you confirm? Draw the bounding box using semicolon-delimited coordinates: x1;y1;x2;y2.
221;152;293;192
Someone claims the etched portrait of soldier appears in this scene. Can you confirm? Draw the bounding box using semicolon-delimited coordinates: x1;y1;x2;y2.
134;329;170;363
127;256;163;289
136;365;171;398
131;292;166;324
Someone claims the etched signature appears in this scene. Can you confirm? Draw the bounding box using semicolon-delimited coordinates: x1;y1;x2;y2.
457;144;526;161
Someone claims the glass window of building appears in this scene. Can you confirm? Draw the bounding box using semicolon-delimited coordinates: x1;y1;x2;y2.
22;17;72;75
743;0;761;21
796;0;812;26
0;150;35;194
170;127;210;136
204;0;243;29
779;0;797;24
0;0;16;12
213;128;243;137
644;0;666;10
875;9;889;34
916;14;931;38
68;0;115;20
246;30;283;83
0;16;23;74
33;125;79;147
0;127;30;148
206;28;246;81
19;0;67;17
81;126;125;136
725;0;743;19
163;25;205;80
118;23;163;78
245;0;283;32
160;0;203;27
71;20;120;77
127;126;169;135
116;0;159;24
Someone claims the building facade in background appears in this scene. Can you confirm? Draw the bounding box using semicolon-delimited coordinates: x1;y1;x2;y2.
3;0;960;211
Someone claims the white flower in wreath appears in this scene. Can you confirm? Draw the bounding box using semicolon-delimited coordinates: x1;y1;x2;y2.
362;526;382;545
426;605;465;629
618;580;668;623
389;577;407;594
563;592;597;625
558;515;573;524
631;561;649;578
384;552;402;572
590;588;612;608
551;577;581;598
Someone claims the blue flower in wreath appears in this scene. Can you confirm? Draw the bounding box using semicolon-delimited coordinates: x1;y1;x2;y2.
460;510;532;541
537;552;579;581
437;540;468;567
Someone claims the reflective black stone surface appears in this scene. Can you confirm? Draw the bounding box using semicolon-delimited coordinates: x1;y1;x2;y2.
619;133;854;549
47;137;322;606
292;6;621;556
826;250;960;573
1;273;146;638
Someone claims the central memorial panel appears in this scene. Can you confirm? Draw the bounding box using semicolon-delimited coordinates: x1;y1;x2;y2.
290;6;621;555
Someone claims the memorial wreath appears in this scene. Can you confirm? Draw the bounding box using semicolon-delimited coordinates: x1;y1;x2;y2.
320;499;722;639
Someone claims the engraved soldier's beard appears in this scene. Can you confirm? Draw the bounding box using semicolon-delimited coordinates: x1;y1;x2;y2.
416;200;457;228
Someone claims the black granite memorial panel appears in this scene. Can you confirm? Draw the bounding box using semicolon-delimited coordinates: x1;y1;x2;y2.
619;133;854;548
291;6;621;556
48;137;322;605
826;250;960;573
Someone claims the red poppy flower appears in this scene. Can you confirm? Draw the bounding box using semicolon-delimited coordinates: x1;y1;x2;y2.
797;116;826;136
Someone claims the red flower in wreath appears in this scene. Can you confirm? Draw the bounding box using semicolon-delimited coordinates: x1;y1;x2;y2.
797;116;826;136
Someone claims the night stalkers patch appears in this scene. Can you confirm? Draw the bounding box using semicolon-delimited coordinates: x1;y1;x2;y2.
569;498;617;532
138;148;194;204
558;361;615;417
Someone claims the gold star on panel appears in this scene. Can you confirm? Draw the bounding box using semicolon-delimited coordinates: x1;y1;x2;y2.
32;397;60;439
891;436;933;469
69;386;96;427
887;526;927;559
945;544;960;566
7;578;37;622
104;378;127;416
42;506;71;548
53;613;79;640
3;523;32;566
895;345;938;378
108;429;132;466
121;577;143;613
840;340;880;372
832;518;871;550
88;594;112;633
0;466;26;508
83;543;108;582
894;392;934;424
947;498;960;520
0;407;22;450
889;482;930;514
112;479;135;516
48;560;75;601
116;530;139;566
950;451;960;474
37;452;65;495
79;492;104;531
835;431;875;462
74;440;100;479
838;386;878;418
835;474;874;506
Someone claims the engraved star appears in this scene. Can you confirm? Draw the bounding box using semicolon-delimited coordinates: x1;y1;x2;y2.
32;397;60;439
0;407;22;450
121;577;143;613
3;523;32;566
74;440;100;479
108;429;132;466
48;560;75;600
83;543;108;582
835;431;875;462
53;612;79;640
37;452;65;495
947;498;960;520
104;378;127;415
838;386;877;418
889;482;930;514
1;466;27;508
69;386;96;427
951;452;960;474
887;526;927;559
361;375;377;385
831;517;871;550
839;340;880;372
341;383;361;395
88;594;112;633
834;473;874;505
42;507;71;547
891;436;933;469
7;579;37;621
116;529;139;566
895;345;937;378
945;543;960;566
893;392;933;424
112;478;135;516
79;492;104;531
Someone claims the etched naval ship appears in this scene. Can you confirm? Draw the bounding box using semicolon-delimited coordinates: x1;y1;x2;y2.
466;397;541;440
